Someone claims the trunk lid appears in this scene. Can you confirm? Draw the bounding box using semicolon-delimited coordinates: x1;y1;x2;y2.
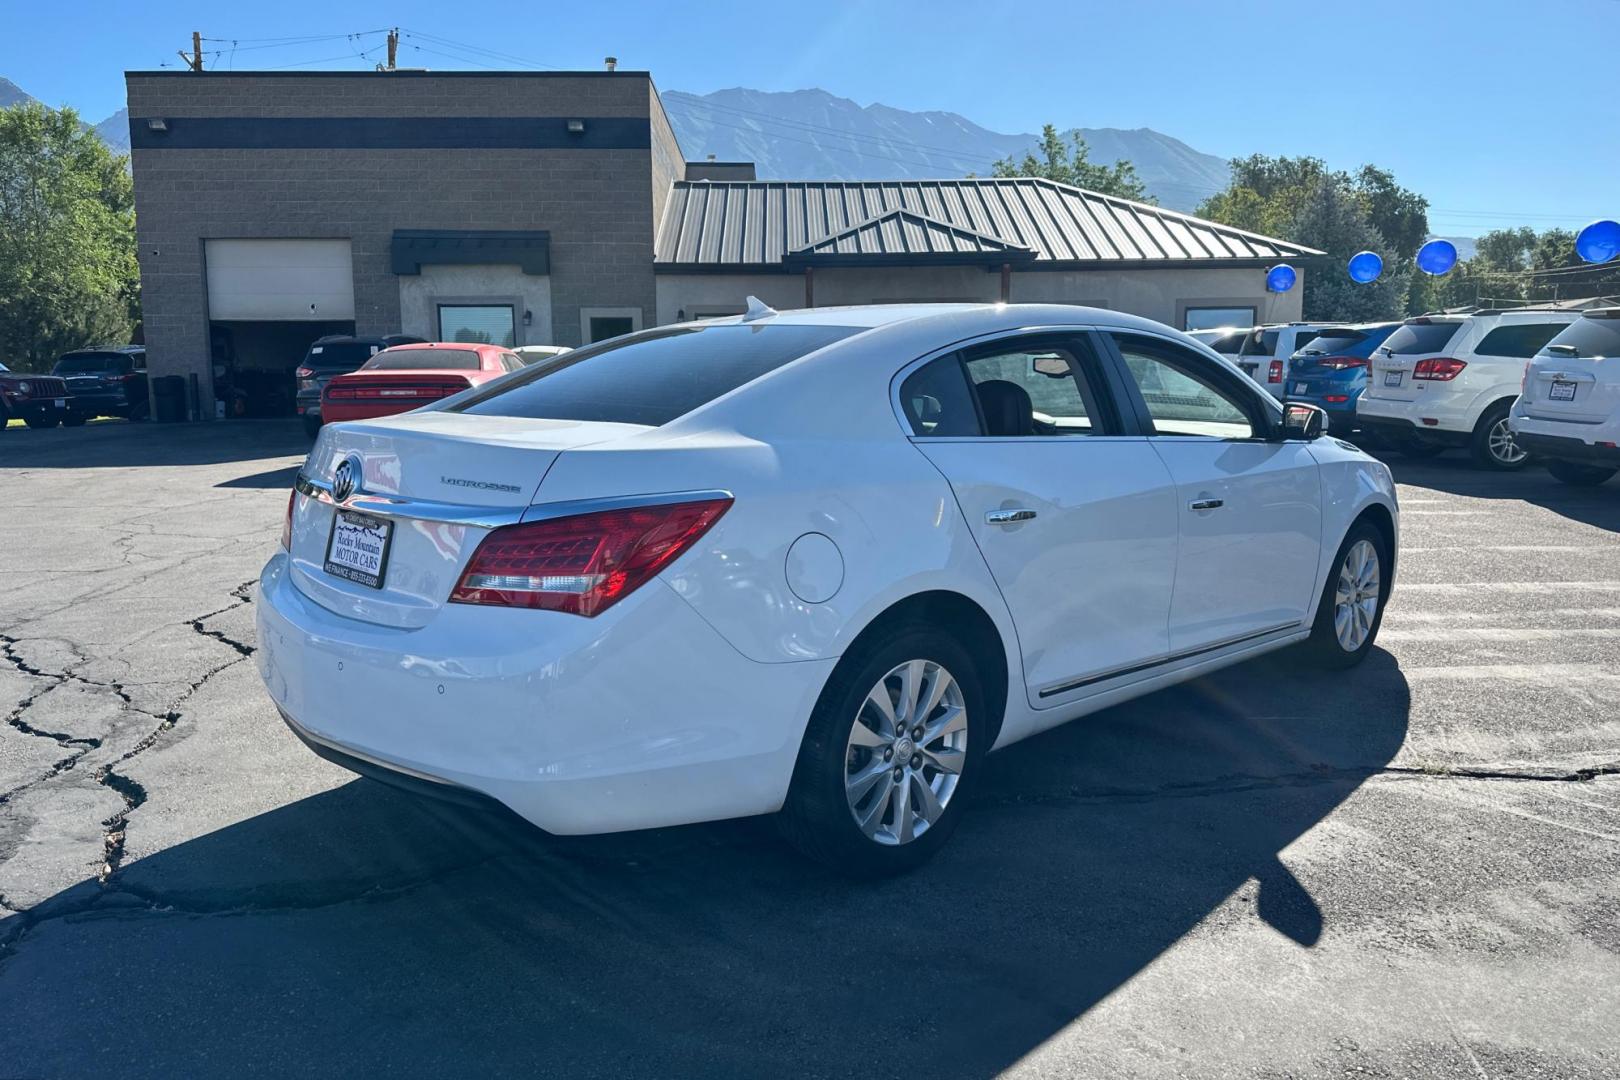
1522;353;1612;424
288;411;648;628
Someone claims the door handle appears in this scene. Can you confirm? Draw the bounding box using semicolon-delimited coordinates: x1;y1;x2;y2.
985;508;1037;525
1188;498;1224;511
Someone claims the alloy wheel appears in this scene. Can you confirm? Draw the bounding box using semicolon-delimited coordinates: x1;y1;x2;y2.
1333;539;1381;652
844;659;967;845
1488;417;1527;466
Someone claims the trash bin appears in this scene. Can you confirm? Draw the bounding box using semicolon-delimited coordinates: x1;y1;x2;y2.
152;375;188;423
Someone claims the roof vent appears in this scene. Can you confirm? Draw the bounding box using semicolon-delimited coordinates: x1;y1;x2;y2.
604;56;617;71
742;295;777;322
707;153;716;162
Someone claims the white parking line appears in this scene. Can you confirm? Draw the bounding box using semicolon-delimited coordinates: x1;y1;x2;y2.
1402;546;1620;554
1382;627;1620;642
1398;582;1620;594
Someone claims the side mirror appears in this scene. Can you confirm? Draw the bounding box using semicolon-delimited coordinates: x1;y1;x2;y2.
1283;402;1328;440
1031;353;1072;379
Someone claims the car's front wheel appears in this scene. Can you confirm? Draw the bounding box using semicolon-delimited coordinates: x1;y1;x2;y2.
1546;459;1616;487
1303;520;1390;669
780;625;985;876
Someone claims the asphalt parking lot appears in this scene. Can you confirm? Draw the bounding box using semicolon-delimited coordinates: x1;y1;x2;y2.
2;420;1617;1079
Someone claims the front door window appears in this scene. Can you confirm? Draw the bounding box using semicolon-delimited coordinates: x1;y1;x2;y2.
439;305;515;347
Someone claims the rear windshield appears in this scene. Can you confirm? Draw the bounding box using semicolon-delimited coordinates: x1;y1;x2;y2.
451;324;859;427
1297;330;1368;356
304;341;380;370
54;353;133;374
364;347;482;371
1381;322;1462;355
1239;330;1281;357
1540;315;1620;360
1474;321;1572;358
1202;330;1250;354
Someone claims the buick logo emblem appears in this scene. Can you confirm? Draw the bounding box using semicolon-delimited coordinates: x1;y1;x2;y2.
331;457;361;503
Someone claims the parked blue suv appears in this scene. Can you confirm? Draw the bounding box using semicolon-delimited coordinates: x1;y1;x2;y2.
1282;322;1401;436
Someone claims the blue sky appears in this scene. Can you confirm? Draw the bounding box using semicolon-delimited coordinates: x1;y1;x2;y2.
8;0;1616;234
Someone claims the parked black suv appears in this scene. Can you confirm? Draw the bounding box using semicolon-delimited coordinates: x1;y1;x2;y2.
52;346;149;421
295;334;425;436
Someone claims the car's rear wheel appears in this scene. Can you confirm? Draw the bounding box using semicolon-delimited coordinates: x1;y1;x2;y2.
779;625;985;876
1470;403;1529;470
1546;459;1617;487
1303;520;1389;669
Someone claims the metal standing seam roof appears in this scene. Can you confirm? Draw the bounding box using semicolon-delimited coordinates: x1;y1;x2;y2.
655;177;1323;269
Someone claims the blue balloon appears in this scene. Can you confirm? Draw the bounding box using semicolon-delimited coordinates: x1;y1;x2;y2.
1266;263;1297;292
1575;219;1620;265
1347;250;1384;283
1416;239;1458;276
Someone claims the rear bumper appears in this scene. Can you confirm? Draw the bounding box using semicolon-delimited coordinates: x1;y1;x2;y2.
1513;432;1620;467
1357;393;1475;436
1355;413;1469;448
255;552;835;835
66;391;132;416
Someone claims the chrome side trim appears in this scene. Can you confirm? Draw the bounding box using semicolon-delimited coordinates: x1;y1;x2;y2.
1037;620;1304;699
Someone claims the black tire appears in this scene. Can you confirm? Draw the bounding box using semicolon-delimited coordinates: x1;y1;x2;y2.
1302;519;1390;670
778;623;988;876
1469;402;1530;470
24;416;58;430
1547;459;1617;487
303;414;323;438
61;412;87;427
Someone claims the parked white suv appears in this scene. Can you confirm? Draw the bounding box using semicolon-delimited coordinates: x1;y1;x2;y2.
1510;308;1620;486
1232;324;1332;399
1357;309;1579;469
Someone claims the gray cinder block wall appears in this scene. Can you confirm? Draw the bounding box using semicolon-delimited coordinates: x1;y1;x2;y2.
126;70;671;402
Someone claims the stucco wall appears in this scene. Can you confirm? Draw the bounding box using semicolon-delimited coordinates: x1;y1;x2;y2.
656;265;1304;328
397;264;554;346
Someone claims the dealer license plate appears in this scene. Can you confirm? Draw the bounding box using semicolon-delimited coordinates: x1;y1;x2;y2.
1549;379;1577;402
1383;371;1403;387
324;510;393;589
1292;382;1308;395
54;398;66;407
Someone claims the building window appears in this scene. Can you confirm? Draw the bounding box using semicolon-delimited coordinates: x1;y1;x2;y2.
579;306;643;344
439;304;515;346
1183;305;1256;331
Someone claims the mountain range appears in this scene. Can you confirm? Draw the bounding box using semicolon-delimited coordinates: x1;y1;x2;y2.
661;88;1231;211
2;76;129;151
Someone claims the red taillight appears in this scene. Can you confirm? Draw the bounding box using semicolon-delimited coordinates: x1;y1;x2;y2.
1267;360;1284;383
1324;394;1350;403
281;490;296;550
1413;357;1467;381
295;366;315;379
1319;355;1368;370
119;372;143;383
1521;361;1531;394
450;497;732;616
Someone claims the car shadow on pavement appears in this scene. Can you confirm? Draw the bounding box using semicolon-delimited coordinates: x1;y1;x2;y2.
1387;457;1620;534
0;649;1409;1078
0;417;310;470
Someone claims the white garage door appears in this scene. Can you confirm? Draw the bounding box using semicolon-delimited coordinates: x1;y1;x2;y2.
205;239;355;321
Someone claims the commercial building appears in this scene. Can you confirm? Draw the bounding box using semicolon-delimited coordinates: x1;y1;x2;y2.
126;68;1318;416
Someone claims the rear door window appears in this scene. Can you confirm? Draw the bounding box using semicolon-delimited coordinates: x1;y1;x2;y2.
1204;330;1250;355
1296;330;1368;357
452;324;859;427
1382;321;1463;354
1474;321;1574;358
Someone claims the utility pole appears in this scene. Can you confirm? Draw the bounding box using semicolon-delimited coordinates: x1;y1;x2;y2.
177;31;202;71
386;28;398;70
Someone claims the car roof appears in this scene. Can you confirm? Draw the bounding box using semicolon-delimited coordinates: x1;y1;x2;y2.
691;302;1177;338
61;345;144;354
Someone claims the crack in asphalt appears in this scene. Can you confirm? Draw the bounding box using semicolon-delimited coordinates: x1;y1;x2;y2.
0;579;258;890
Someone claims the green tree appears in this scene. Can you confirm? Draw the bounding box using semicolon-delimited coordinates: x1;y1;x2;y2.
990;125;1152;202
1195;155;1429;322
1418;225;1620;310
0;102;137;372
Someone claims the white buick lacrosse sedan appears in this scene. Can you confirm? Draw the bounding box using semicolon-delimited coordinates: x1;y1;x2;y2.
257;303;1398;874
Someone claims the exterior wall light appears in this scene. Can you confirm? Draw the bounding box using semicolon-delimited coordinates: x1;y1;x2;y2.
566;119;585;135
146;118;169;132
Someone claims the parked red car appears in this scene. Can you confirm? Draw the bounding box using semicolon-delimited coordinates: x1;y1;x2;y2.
0;362;76;430
319;342;524;425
